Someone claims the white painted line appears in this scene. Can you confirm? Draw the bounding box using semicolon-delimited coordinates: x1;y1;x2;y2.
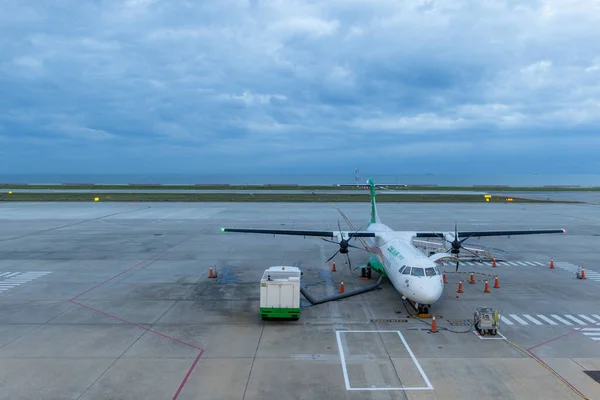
591;337;600;341
394;331;433;390
473;331;506;340
4;272;21;278
336;330;433;391
500;315;514;325
592;315;600;321
0;272;12;277
523;315;543;325
551;315;573;325
335;331;351;391
578;315;598;324
536;315;558;325
581;328;600;331
523;262;536;266
565;315;587;325
509;314;529;325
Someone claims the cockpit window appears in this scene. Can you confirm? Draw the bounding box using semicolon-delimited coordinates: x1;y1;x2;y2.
402;266;411;275
399;266;406;274
433;266;441;275
411;267;424;277
425;268;436;276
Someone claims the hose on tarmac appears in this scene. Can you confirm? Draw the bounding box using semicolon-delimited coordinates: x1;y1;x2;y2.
300;274;385;305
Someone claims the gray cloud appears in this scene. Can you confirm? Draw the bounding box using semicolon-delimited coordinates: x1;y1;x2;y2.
1;0;599;174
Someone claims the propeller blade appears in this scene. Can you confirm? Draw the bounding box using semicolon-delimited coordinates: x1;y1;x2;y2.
459;234;474;244
337;208;369;250
462;246;481;259
346;252;352;271
326;249;340;263
455;260;459;272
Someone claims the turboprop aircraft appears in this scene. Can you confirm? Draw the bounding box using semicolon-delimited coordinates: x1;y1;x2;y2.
221;179;565;316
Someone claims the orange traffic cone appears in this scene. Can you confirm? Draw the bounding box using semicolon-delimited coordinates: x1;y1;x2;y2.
340;281;345;293
492;258;497;268
209;266;214;279
430;316;438;333
457;280;463;293
443;273;447;284
550;258;554;269
470;273;475;284
332;262;336;272
484;280;490;293
582;268;586;279
494;275;499;289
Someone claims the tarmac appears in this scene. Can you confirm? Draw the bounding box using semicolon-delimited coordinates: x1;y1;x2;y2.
0;201;599;399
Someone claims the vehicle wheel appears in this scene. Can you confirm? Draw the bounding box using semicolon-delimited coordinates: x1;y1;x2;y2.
491;330;497;336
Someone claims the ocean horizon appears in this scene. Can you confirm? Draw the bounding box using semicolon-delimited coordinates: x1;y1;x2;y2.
1;173;600;187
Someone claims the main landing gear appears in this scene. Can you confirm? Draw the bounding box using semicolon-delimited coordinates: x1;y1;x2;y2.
360;266;372;280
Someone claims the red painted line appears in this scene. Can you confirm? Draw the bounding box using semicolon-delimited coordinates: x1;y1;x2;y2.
70;235;193;301
69;257;157;301
70;301;203;351
527;349;590;399
527;322;597;351
172;350;204;400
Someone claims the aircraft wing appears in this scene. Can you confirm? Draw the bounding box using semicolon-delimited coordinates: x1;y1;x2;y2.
414;229;566;238
220;227;376;238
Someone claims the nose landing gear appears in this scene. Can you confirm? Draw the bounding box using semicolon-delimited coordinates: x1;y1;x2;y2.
406;299;431;318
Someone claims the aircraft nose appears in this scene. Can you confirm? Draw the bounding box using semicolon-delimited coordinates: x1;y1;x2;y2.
417;280;444;304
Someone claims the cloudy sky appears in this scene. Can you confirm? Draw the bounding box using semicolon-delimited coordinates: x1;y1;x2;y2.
1;0;599;175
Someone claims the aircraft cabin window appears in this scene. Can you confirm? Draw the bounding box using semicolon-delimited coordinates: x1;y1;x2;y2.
411;267;424;277
402;267;411;275
425;268;435;277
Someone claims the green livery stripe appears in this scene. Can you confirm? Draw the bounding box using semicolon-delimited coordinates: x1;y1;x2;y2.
368;178;377;223
368;254;386;275
260;308;301;319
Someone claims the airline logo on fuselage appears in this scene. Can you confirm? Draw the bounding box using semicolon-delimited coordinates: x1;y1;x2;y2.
387;245;404;260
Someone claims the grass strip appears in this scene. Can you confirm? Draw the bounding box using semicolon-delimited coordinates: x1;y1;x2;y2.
0;193;577;203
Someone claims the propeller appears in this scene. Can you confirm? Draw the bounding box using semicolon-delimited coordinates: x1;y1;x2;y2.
321;218;367;272
434;222;480;271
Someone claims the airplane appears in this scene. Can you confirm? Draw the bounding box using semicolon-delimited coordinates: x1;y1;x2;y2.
221;179;566;316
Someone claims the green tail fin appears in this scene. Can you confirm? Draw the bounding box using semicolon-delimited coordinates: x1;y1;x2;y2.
367;178;380;224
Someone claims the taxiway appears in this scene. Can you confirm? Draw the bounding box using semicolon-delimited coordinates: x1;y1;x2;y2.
0;201;599;399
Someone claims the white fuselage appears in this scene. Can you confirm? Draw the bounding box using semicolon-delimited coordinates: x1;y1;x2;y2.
363;223;444;306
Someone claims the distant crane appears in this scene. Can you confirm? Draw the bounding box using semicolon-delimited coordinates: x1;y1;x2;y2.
354;168;360;185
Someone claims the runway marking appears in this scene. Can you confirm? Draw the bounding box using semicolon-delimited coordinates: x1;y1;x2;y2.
578;315;597;324
522;314;543;325
550;315;573;325
497;314;600;327
554;264;600;282
536;315;559;325
335;330;433;391
0;272;51;294
509;314;529;325
564;315;587;325
580;327;600;343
